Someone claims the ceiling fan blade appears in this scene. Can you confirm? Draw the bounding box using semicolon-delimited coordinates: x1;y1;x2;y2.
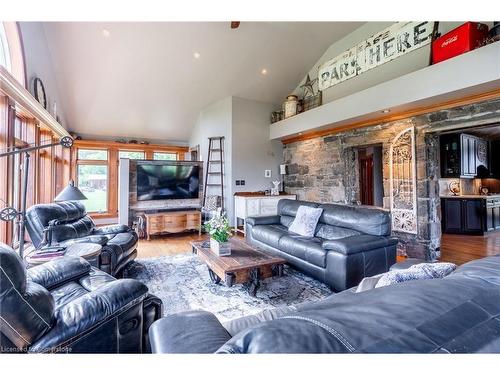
230;21;240;29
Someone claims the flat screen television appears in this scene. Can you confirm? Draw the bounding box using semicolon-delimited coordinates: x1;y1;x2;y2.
136;163;200;201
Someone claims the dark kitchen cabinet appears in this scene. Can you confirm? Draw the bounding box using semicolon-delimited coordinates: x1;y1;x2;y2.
441;198;485;234
440;133;489;178
485;198;500;232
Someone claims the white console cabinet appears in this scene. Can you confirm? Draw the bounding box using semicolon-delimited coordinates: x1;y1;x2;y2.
234;194;297;236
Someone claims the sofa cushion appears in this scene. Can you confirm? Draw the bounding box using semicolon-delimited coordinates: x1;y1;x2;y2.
278;235;327;268
26;202;90;248
314;223;361;240
375;262;457;288
252;225;289;248
278;199;320;217
318;203;391;236
51;216;95;244
288;206;323;237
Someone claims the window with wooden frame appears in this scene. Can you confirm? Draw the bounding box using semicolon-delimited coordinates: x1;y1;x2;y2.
75;148;109;214
71;140;188;220
0;23;71;247
153;151;177;160
119;150;145;160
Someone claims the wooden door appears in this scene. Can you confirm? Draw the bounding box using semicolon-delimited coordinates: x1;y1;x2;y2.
359;154;374;205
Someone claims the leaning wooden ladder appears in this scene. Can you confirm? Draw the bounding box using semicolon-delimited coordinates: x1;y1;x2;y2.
203;136;225;211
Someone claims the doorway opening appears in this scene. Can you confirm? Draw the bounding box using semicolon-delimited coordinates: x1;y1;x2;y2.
358;145;383;207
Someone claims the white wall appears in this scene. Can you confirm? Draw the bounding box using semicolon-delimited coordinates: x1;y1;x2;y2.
292;22;493;105
232;97;283;194
189;97;233;221
19;22;68;128
189;96;283;225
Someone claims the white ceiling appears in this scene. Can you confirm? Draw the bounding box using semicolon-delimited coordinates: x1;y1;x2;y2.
42;22;364;143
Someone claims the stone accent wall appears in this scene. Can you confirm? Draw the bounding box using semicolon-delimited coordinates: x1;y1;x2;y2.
283;98;500;260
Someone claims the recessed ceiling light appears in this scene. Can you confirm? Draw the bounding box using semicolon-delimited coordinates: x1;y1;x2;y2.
261;68;268;75
193;52;201;59
102;29;111;38
381;109;391;114
298;132;303;135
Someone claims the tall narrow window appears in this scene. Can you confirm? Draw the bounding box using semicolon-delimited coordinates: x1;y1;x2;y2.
76;149;108;213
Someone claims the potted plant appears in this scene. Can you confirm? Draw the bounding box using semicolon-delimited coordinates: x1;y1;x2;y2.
203;209;232;256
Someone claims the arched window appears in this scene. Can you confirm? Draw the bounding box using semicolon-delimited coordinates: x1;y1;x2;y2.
0;23;12;71
0;22;25;86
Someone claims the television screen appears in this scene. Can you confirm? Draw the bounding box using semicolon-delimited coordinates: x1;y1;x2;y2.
136;163;200;201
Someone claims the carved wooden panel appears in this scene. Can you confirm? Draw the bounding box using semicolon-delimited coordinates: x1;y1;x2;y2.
390;127;417;234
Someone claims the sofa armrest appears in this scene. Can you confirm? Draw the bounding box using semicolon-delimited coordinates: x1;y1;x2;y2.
149;311;231;353
92;224;131;236
28;256;91;290
322;235;398;255
246;215;281;226
29;279;148;353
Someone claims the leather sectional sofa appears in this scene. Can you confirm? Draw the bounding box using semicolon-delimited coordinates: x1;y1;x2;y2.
0;243;162;353
246;199;398;291
149;255;500;353
26;202;138;276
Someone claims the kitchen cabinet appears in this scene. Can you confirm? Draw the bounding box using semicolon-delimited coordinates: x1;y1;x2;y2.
486;198;500;232
440;133;488;178
442;197;500;234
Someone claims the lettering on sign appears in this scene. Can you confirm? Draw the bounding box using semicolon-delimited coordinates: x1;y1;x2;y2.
319;22;435;91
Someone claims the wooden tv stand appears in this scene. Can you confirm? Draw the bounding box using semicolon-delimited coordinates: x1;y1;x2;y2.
144;210;201;240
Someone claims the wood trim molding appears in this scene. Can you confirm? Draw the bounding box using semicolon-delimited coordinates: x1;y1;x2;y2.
74;139;188;154
0;66;70;139
281;88;500;145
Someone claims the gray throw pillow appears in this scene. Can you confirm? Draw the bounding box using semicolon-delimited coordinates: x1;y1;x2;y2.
288;206;323;237
375;262;457;288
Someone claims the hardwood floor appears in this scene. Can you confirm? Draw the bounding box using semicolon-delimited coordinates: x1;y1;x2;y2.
135;230;500;265
440;231;500;265
136;232;206;259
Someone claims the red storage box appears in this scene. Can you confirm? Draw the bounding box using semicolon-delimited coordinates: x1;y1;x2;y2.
432;22;489;64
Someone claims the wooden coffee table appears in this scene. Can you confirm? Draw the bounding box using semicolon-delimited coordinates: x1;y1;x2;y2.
191;237;286;296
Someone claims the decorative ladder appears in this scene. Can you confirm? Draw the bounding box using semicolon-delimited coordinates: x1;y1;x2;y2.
203;136;225;211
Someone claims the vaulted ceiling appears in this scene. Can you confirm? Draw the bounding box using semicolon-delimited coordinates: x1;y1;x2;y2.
42;22;364;142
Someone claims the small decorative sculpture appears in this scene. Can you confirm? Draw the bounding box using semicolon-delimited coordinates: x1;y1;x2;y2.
271;180;281;196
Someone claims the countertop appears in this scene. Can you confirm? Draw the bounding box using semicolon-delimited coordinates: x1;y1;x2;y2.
440;194;500;199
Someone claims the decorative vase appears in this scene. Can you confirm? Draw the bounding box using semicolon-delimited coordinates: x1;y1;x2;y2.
210;238;231;256
283;95;298;118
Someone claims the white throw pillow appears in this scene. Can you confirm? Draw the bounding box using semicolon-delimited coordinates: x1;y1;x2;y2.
288;206;323;237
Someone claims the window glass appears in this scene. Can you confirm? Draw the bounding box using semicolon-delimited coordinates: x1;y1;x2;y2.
77;165;108;213
119;151;145;160
153;152;177;161
0;23;11;71
77;149;108;160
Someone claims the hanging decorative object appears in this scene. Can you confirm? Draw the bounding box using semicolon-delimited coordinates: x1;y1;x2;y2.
389;126;417;234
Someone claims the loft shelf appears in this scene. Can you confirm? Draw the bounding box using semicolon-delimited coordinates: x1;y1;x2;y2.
270;42;500;143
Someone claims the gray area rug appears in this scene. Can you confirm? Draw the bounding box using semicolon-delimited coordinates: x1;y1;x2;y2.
126;254;332;322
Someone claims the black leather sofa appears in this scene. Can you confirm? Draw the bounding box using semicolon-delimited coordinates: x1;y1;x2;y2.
0;243;162;353
149;255;500;353
26;202;138;276
246;199;398;291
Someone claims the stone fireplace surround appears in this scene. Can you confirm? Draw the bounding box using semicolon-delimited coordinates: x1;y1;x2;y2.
283;98;500;260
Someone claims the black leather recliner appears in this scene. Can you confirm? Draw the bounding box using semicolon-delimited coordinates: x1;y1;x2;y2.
0;243;162;353
149;255;500;353
246;199;398;291
26;201;138;276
